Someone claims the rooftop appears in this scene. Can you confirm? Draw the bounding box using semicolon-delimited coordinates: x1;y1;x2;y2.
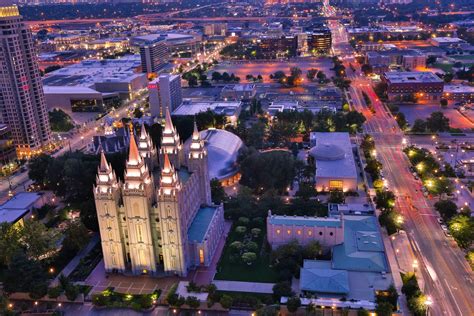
268;214;342;228
444;84;474;94
173;101;242;117
431;37;466;43
300;260;350;294
188;206;218;242
43;55;143;89
184;129;244;181
309;132;358;180
383;71;443;84
0;192;42;210
332;216;387;272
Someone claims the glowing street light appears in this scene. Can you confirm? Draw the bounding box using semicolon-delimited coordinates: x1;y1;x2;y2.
413;259;419;272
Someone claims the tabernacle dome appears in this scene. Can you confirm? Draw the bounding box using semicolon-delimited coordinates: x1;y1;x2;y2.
184;129;244;186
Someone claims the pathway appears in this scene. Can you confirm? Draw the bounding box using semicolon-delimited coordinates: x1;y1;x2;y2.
212;280;275;294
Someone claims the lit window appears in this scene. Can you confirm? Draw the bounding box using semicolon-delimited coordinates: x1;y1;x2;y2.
297;230;302;235
308;231;312;236
287;230;291;235
276;229;281;234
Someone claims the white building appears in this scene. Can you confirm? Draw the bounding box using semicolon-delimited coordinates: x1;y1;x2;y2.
173;101;242;126
149;74;183;118
309;132;358;192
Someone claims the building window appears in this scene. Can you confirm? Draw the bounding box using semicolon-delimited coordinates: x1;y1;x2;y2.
199;249;205;265
329;180;343;190
297;230;301;235
137;224;143;243
319;232;323;236
276;229;281;234
308;231;312;236
330;232;334;236
287;230;291;235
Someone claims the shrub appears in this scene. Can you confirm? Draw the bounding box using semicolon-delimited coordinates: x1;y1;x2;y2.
48;286;62;299
241;252;257;265
92;294;110;307
238;217;250;226
186;296;200;309
286;296;301;313
251;228;262;237
65;285;79;301
235;226;247;234
220;294;233;309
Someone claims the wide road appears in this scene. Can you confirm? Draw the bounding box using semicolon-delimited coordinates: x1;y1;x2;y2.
328;14;474;314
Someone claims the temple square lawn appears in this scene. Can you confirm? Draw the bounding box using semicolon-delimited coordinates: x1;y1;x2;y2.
214;220;279;283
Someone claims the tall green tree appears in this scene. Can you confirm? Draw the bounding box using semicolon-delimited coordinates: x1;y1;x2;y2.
0;222;21;268
21;219;59;260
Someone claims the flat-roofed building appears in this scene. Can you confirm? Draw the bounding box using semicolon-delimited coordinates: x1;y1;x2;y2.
429;37;468;48
309;132;358;192
149;74;183;118
173;101;242;125
266;211;344;249
382;71;444;101
221;84;256;101
133;34;169;74
307;28;332;55
443;84;474;102
42;56;147;112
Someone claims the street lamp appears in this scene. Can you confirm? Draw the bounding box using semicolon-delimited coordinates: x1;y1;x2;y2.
396;215;403;233
413;259;419;272
425;296;433;315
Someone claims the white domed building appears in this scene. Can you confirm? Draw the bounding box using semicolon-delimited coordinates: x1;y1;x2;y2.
185;129;244;186
309;132;358;192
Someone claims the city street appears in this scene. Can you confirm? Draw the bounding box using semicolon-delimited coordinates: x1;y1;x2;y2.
326;6;474;315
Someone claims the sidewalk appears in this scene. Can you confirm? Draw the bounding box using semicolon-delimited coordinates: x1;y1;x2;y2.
212;280;275;294
51;233;99;286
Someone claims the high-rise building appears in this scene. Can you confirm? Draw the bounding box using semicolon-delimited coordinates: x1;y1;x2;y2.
148;74;182;118
94;110;224;276
0;5;51;158
307;28;332;55
134;35;169;74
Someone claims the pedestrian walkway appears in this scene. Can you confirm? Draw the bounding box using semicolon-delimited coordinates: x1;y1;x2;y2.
212;280;275;294
52;233;99;286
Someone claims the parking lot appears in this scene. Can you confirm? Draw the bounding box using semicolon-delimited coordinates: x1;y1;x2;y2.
398;103;473;130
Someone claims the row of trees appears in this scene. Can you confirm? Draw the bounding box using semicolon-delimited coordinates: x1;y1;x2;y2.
411;112;451;133
404;146;454;196
361;135;403;235
434;200;474;249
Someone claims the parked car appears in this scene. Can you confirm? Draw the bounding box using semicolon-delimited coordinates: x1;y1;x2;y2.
437;218;443;225
441;224;448;231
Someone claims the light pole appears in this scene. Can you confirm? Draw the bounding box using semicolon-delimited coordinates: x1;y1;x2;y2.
425;295;433;315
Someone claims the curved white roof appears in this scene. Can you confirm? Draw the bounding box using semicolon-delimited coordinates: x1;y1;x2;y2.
184;129;244;181
309;143;345;161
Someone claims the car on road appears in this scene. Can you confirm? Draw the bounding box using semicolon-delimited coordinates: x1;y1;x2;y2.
441;224;448;231
444;230;452;238
437;217;443;225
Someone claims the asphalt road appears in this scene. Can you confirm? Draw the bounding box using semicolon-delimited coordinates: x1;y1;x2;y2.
335;27;474;316
323;4;474;312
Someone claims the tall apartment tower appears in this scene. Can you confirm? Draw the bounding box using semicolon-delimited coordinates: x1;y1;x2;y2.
0;5;51;158
148;74;182;118
138;36;169;74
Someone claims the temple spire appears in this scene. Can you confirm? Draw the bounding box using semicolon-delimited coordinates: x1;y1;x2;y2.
164;107;175;133
140;122;148;139
192;120;199;140
99;150;110;172
128;132;141;165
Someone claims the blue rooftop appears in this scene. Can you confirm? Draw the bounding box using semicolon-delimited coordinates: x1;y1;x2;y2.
332;216;387;272
0;192;42;210
300;260;350;294
268;215;342;228
188;206;218;242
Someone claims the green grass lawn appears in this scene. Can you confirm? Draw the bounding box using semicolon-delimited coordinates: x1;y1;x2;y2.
214;226;279;283
451;55;474;61
433;63;453;72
